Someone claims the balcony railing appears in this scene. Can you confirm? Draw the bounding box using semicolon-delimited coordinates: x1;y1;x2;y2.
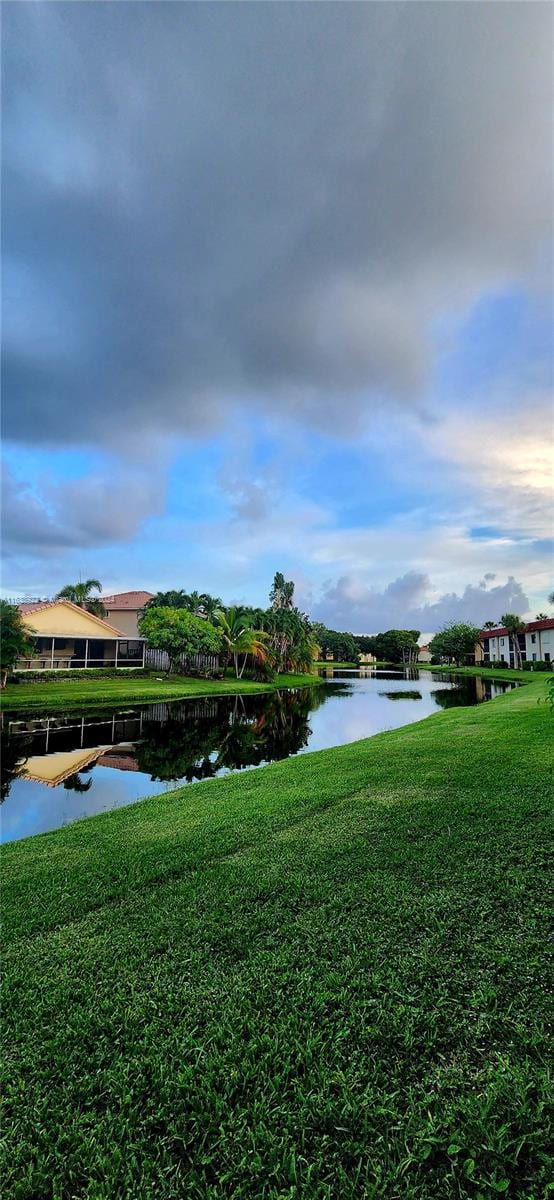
15;656;144;671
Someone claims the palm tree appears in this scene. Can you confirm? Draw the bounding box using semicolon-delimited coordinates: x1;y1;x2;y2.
182;591;203;614
483;620;497;630
270;571;295;610
144;590;189;610
56;579;106;618
213;607;268;678
535;613;549;620
500;613;525;669
197;593;223;619
181;591;223;618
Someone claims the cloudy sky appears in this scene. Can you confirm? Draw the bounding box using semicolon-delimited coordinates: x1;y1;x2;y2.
2;2;552;633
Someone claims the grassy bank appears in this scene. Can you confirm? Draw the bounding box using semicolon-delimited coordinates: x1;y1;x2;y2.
2;678;552;1198
0;671;322;713
315;661;395;670
418;664;533;683
315;660;359;668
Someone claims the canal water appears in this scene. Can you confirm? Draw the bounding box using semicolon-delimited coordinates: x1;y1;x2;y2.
1;669;519;843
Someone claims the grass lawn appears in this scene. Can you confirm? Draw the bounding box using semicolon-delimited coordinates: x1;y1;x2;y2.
315;662;393;669
315;660;359;668
2;678;552;1198
417;664;536;683
0;671;322;713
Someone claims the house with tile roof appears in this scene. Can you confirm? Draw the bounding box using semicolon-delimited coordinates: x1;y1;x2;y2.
101;591;155;637
17;599;145;671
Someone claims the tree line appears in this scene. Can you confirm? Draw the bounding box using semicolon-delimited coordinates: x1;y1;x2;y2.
1;578;552;686
139;572;319;679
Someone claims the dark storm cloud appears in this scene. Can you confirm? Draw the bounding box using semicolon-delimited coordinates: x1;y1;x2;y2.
2;2;551;447
314;572;530;634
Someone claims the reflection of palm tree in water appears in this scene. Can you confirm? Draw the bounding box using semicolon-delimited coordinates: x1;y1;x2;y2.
0;729;35;802
63;769;93;793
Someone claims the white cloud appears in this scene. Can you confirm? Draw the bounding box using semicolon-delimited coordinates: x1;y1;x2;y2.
313;572;531;635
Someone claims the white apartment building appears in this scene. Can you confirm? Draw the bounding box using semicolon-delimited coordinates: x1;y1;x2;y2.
481;618;554;666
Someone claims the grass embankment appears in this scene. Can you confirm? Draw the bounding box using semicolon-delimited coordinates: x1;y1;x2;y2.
315;662;392;668
315;660;359;668
2;679;552;1198
418;664;533;683
0;672;321;713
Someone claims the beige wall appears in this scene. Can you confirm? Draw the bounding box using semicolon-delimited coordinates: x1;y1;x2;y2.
104;609;141;637
22;601;122;638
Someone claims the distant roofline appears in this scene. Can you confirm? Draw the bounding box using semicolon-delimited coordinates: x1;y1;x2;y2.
480;617;554;638
101;590;155;609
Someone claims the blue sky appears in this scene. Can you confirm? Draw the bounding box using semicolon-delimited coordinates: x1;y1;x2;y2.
2;2;552;634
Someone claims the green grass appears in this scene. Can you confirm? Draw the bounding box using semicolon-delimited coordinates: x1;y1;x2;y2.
315;662;394;669
2;679;552;1198
315;660;359;668
0;672;322;713
418;664;532;683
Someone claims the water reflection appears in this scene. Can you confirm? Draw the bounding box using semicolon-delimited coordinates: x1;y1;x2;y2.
379;690;422;701
1;670;520;842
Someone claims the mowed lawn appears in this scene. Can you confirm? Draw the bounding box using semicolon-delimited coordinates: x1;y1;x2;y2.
0;671;322;713
2;679;552;1198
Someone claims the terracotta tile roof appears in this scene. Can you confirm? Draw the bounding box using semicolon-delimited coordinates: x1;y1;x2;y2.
102;591;154;610
19;601;55;614
480;618;554;639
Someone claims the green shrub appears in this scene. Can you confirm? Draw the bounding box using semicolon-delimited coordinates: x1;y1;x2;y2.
9;668;149;685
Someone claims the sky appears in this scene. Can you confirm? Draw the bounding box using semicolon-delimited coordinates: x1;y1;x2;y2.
2;1;553;635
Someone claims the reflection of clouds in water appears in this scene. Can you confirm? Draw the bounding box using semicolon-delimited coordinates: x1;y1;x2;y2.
2;672;516;843
302;684;442;753
2;770;177;845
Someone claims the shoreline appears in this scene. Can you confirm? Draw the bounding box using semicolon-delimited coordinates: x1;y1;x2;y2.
0;670;324;713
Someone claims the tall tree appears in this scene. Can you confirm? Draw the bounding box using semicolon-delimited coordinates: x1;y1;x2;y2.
371;629;421;665
144;591;223;618
0;601;35;688
56;579;106;617
213;608;268;678
312;624;360;663
197;593;223;619
429;623;482;667
483;621;497;630
270;572;295;610
500;613;526;669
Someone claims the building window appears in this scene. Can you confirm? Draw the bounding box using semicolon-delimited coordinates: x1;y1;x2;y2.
532;653;537;661
500;638;504;646
531;633;536;644
545;652;551;663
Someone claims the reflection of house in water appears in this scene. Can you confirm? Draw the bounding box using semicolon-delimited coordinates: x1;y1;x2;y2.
96;748;139;772
4;710;146;788
21;745;112;786
2;690;318;797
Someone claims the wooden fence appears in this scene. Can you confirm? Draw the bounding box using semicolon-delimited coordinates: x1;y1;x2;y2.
145;648;221;676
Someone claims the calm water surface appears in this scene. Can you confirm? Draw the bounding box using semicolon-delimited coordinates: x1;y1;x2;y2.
1;669;519;843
